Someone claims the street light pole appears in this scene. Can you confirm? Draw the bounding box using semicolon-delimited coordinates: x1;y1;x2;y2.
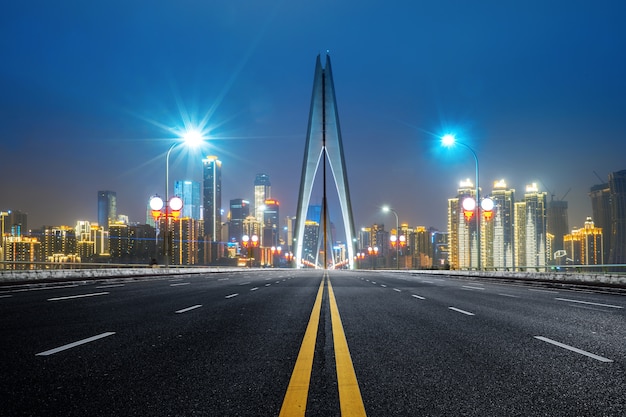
382;206;400;269
164;143;177;268
442;135;481;270
163;129;205;268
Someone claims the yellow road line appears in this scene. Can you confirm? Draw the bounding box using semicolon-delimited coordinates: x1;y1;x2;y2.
279;277;326;417
328;276;367;416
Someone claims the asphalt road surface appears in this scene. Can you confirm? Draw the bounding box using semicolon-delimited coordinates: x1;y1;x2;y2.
1;269;625;416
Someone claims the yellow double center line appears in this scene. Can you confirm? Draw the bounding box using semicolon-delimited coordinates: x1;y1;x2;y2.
279;273;367;416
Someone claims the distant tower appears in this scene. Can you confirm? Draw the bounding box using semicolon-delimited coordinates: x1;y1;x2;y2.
97;191;117;231
564;217;603;265
202;156;222;243
515;183;548;268
263;199;280;247
174;180;201;220
589;182;611;263
488;180;516;270
294;54;357;269
608;169;626;264
229;199;250;243
547;198;569;256
447;179;478;270
254;174;271;222
6;210;27;237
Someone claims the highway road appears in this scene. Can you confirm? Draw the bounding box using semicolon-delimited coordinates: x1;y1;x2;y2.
1;269;624;416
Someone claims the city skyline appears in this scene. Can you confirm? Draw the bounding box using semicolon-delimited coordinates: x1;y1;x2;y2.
2;1;626;233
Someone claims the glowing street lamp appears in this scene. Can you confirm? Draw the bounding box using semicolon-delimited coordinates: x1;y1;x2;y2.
164;129;206;267
382;206;400;269
442;134;481;270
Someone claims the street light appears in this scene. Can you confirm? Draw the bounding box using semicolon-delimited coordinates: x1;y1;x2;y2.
382;206;400;269
442;134;481;270
164;129;205;267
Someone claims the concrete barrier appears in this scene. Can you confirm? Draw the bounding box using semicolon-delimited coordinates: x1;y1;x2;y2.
0;267;241;284
406;269;626;287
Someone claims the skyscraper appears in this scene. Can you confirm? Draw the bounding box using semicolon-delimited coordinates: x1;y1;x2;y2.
486;180;516;270
263;199;280;247
97;191;117;230
447;179;478;270
547;199;569;256
589;182;611;264
515;183;548;268
608;169;626;264
254;174;271;222
229;199;250;243
174;180;201;220
202;156;222;243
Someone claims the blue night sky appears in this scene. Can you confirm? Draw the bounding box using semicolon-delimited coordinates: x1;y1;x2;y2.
1;1;626;235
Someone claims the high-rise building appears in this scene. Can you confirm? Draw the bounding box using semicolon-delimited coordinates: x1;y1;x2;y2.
564;217;603;265
202;156;222;243
254;174;271;222
229;199;250;243
175;180;201;220
608;170;626;264
97;191;117;231
547;199;569;257
5;210;27;237
410;226;432;269
448;179;478;270
172;218;201;265
263;199;280;247
3;236;40;269
485;180;516;270
589;182;611;264
515;183;548;268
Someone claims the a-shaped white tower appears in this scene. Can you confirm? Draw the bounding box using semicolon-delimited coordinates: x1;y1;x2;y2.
294;54;356;269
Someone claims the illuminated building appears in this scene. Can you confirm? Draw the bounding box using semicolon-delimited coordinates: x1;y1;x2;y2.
448;179;478;270
608;170;626;264
229;199;250;244
97;191;117;230
589;182;611;264
173;218;201;265
5;210;27;237
547;199;569;257
254;174;271;222
202;155;222;263
410;226;432;268
243;215;262;239
515;183;548;269
3;236;40;269
485;180;516;270
41;226;76;258
564;217;603;265
263;199;280;247
175;180;201;220
108;223;129;262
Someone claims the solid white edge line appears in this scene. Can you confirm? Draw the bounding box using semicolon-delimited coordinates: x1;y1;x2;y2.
36;332;116;356
225;293;239;299
175;304;202;314
448;307;475;316
47;292;110;301
412;294;425;300
555;298;623;309
534;336;613;363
